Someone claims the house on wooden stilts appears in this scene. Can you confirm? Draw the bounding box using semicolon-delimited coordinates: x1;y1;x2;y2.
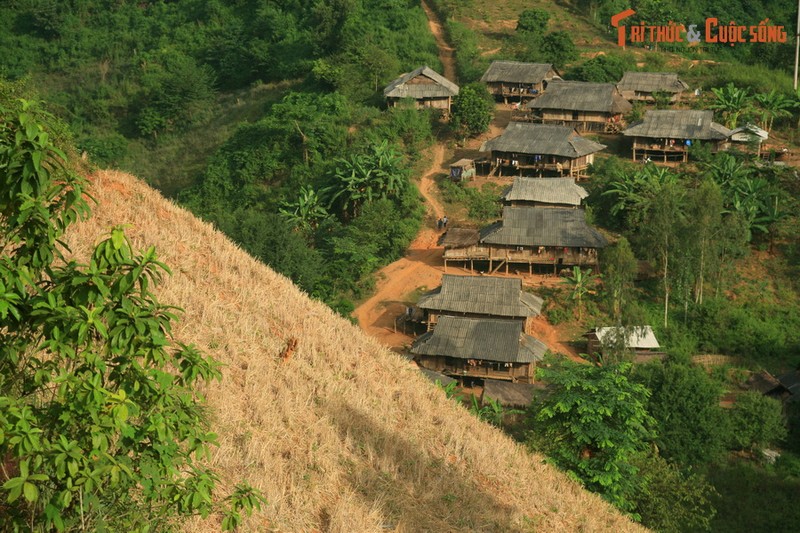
480;61;560;103
480;123;605;179
411;316;547;384
525;80;632;133
443;206;607;274
384;66;459;113
501;177;588;208
416;274;543;332
616;72;690;104
623;109;731;163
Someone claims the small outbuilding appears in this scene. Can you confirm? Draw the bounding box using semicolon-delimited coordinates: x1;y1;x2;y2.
411;316;548;383
585;326;664;363
449;158;476;181
480;61;560;103
729;124;768;156
384;66;459;112
480;123;606;178
526;81;632;133
623;109;732;163
616;72;689;103
501;177;588;208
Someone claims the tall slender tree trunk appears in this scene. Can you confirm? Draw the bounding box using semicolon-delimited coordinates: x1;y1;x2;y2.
663;242;670;328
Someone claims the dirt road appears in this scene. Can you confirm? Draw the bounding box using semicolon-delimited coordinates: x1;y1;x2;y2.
352;4;582;361
421;0;456;82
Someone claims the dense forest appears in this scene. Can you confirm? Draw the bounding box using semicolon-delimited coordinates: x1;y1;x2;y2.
3;0;800;531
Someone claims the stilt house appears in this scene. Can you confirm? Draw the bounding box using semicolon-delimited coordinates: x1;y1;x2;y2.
480;123;605;178
526;81;632;132
416;274;543;332
623;110;731;163
616;72;689;103
384;66;459;113
501;177;588;208
411;316;547;383
480;61;560;103
443;207;607;274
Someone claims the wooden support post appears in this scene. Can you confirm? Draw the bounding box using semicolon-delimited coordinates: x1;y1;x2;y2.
444;258;448;273
529;262;532;275
470;259;474;273
489;258;493;272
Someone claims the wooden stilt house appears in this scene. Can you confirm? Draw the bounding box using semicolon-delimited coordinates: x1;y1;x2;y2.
411;316;547;383
416;274;543;332
623;110;731;163
526;81;632;133
501;177;588;208
616;72;689;103
585;326;665;363
384;66;459;113
480;123;605;179
480;61;560;103
443;207;607;274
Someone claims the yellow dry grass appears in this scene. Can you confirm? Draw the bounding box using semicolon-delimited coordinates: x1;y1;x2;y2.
62;170;646;532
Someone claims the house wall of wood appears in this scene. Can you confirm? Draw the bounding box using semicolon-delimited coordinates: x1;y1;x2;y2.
424;311;535;334
415;355;535;383
619;90;682;103
487;81;545;100
631;137;728;163
505;200;580;208
538;110;623;132
387;96;452;112
490;150;594;178
443;244;600;271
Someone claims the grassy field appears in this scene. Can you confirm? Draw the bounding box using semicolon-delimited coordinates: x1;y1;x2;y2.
62;169;645;532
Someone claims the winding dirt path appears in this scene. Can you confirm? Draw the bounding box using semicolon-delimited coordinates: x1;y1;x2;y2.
421;0;457;82
352;4;581;361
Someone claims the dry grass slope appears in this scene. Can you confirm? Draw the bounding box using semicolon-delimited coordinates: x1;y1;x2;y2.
62;170;645;532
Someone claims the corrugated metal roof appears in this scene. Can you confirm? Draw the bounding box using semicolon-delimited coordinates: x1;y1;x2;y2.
417;274;543;317
623;110;732;140
410;316;547;363
480;206;608;248
384;66;459;99
501;177;588;206
480;123;606;157
527;80;632;113
595;326;660;349
480;61;555;84
617;72;689;94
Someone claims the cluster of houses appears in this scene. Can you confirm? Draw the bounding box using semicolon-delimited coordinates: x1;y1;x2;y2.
407;273;664;404
384;61;769;169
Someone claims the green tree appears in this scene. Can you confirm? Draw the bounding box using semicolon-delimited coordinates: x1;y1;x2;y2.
528;360;655;512
516;9;550;34
450;83;493;138
709;83;753;129
600;237;638;321
753;90;793;132
0;101;262;530
634;361;729;467
539;31;578;68
562;266;596;321
630;452;717;532
728;392;787;451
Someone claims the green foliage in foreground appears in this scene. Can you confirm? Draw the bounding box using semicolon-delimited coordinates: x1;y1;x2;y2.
450;83;494;138
527;360;655;512
0;100;262;530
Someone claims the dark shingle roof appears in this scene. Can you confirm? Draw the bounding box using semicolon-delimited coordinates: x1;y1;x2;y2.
617;72;689;94
384;66;459;99
480;206;608;248
410;316;547;363
417;274;543;317
480;61;555;84
501;177;588;206
480;123;606;158
623;110;731;140
527;81;632;113
440;228;480;248
483;379;546;407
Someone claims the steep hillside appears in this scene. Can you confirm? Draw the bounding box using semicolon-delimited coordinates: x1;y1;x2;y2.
61;170;644;532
